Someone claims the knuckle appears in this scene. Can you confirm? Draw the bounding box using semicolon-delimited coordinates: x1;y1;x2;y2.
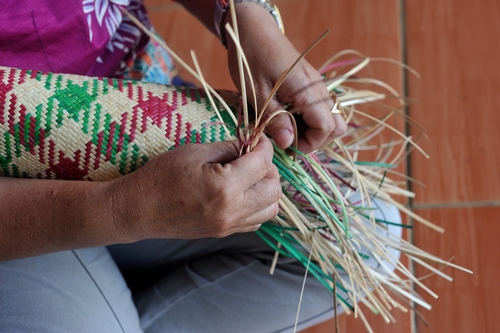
332;120;347;137
324;119;337;133
256;153;271;177
252;224;262;232
268;202;280;219
272;182;282;201
213;213;233;235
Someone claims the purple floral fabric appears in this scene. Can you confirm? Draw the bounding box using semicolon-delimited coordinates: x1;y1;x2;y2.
0;0;152;78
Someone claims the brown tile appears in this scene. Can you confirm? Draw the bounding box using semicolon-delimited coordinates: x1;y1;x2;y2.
308;310;412;333
406;0;500;204
412;206;499;333
148;0;405;92
148;8;233;90
144;0;179;11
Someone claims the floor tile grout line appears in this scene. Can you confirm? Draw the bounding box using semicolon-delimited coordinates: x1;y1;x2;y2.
413;200;500;210
398;0;419;332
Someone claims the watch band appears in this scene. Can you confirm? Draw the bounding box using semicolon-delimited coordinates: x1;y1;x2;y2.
214;0;284;47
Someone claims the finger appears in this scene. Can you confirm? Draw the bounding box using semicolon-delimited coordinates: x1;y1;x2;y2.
319;113;347;150
295;89;337;153
201;140;240;164
275;65;345;153
236;224;262;234
245;173;281;210
263;97;295;149
225;135;275;188
238;202;280;231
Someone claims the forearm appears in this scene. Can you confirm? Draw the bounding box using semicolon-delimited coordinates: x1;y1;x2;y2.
174;0;274;39
174;0;218;35
0;178;124;261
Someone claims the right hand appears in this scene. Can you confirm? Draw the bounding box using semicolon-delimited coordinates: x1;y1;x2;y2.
108;135;281;241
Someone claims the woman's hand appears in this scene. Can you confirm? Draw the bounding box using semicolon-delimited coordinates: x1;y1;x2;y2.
109;135;281;241
226;3;347;153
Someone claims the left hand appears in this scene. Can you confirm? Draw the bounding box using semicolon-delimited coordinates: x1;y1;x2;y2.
226;2;347;153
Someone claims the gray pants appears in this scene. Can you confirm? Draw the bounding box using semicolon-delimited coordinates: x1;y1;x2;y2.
0;199;401;333
0;233;336;333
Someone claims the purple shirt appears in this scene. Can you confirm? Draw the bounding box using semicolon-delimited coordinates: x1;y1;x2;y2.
0;0;151;77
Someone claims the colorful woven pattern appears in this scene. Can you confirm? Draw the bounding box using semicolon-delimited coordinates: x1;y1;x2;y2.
0;66;238;180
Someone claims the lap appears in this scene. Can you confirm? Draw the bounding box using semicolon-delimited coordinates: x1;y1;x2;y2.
0;198;402;333
0;247;142;333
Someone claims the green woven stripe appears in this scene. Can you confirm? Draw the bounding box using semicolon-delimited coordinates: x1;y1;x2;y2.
13;124;21;157
23;116;31;150
118;133;131;175
0;132;13;176
100;114;112;156
12;163;19;177
91;104;102;145
44;72;53;90
34;104;44;145
110;122;120;164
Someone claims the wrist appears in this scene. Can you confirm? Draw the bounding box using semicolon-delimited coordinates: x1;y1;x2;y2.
215;0;284;47
104;176;147;243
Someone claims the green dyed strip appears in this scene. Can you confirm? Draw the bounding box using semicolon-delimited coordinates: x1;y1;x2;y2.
218;124;225;141
254;229;295;258
118;134;130;175
1;133;12;176
102;78;109;95
354;161;394;168
357;213;412;229
34;104;44;145
92;78;99;97
100;114;112;156
259;224;352;308
194;89;201;104
55;75;62;90
109;123;120;164
210;123;216;143
200;125;207;143
44;72;53;90
130;144;140;172
4;132;12;161
23;116;32;150
13;124;21;157
45;97;55;135
91;104;102;145
204;95;212;111
12;163;19;177
82;106;90;135
274;155;340;232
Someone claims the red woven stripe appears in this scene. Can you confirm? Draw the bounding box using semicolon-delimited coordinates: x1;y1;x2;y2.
0;68;16;125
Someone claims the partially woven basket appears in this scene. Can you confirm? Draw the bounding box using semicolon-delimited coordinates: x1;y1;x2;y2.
0;66;240;180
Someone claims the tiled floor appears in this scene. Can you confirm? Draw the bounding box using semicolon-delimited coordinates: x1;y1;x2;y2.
145;1;499;332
